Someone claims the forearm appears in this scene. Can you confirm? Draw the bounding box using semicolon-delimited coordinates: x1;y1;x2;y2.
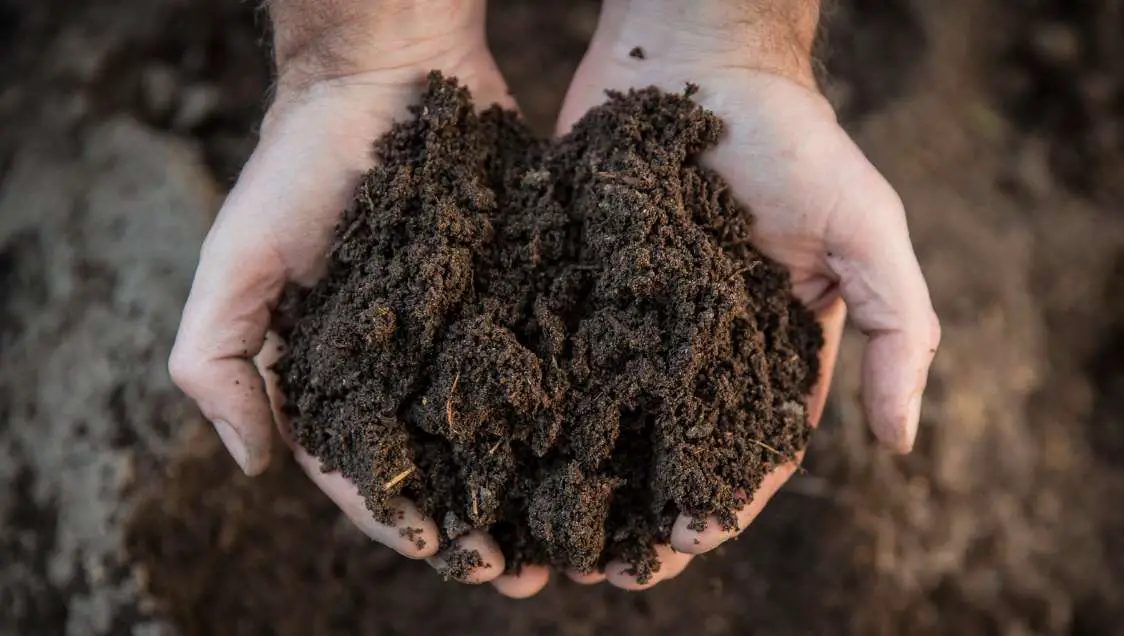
598;0;821;84
267;0;488;89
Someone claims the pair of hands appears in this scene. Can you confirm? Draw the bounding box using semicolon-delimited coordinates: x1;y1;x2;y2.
169;0;938;598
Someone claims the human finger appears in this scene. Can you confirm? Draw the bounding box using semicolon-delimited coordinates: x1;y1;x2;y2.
819;142;940;453
565;568;608;585
605;545;693;591
168;232;285;476
492;565;551;598
670;462;797;554
255;331;440;557
428;530;506;584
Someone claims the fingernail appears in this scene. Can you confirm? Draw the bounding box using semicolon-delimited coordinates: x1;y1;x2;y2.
213;419;251;474
902;394;923;453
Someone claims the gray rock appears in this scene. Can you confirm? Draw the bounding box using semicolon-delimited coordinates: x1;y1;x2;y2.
0;117;217;636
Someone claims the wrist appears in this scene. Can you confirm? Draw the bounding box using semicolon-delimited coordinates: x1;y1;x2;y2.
598;0;820;86
270;0;488;92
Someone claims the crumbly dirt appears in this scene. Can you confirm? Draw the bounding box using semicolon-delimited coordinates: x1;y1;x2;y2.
274;72;822;580
435;544;490;581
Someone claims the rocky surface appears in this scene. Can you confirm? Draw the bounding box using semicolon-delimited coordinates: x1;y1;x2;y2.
0;117;216;635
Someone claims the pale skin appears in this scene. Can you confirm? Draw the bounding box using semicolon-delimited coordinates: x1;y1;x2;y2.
169;0;940;598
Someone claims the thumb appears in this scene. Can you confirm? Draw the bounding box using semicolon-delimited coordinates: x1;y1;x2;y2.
167;134;314;476
823;136;940;453
169;218;286;475
169;92;380;475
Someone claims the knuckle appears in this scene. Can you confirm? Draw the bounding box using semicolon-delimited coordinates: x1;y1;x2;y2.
886;185;907;215
908;309;941;362
928;311;943;352
874;184;907;224
167;341;206;395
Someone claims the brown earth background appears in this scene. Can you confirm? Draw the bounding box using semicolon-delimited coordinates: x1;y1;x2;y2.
1;0;1122;634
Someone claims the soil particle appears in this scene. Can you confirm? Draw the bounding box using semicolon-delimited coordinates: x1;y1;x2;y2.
442;512;472;540
398;526;427;551
275;71;822;581
629;46;645;60
433;545;488;582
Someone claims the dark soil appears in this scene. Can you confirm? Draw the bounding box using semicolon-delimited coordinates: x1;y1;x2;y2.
92;0;273;181
274;72;822;581
995;0;1124;204
814;0;927;123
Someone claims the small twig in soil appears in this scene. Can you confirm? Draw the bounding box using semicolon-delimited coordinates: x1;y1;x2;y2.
596;171;655;190
447;371;461;431
487;439;503;456
471;488;480;519
382;466;415;491
727;263;759;280
749;438;784;458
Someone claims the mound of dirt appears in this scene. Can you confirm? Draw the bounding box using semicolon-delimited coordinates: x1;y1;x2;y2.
274;72;822;582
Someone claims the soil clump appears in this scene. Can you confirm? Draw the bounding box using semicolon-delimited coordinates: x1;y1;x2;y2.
275;71;822;581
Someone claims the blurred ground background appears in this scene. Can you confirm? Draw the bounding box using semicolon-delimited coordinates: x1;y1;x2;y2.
1;0;1123;634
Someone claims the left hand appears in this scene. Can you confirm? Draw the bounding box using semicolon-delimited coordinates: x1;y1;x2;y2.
168;0;545;597
497;0;939;597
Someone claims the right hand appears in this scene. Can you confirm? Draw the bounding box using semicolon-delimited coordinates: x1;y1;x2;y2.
168;0;547;598
546;0;940;593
